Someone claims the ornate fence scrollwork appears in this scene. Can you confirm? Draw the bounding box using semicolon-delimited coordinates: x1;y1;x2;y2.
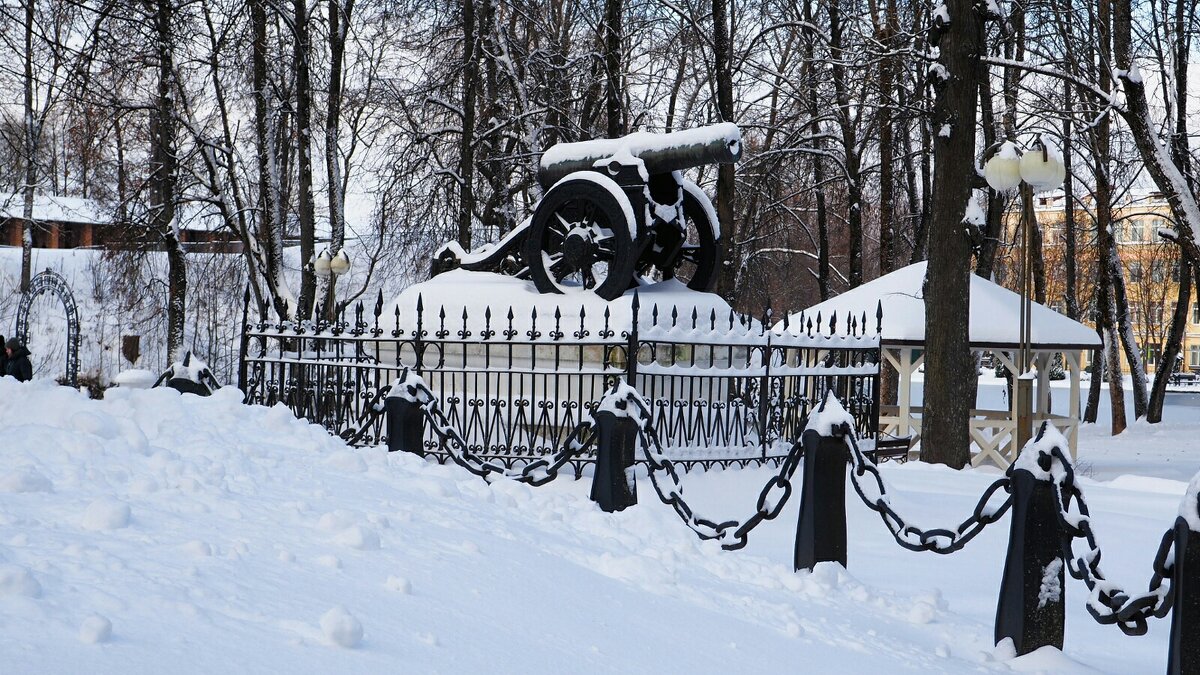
240;289;882;474
391;368;595;486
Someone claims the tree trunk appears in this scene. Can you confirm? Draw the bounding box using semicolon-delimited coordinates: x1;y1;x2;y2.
876;0;899;276
975;72;1002;280
830;0;862;288
151;0;184;364
294;0;317;320
712;0;737;300
457;0;476;251
324;0;354;316
1113;0;1200;305
1149;257;1190;421
1062;85;1079;320
20;0;35;292
920;0;982;468
1145;0;1196;423
602;0;623;138
251;0;287;318
803;0;829;299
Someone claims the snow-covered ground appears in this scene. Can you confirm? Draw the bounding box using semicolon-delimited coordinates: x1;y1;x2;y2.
912;371;1200;482
1;376;1196;673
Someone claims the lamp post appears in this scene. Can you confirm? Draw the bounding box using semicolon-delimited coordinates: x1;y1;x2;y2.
983;136;1066;450
313;248;351;320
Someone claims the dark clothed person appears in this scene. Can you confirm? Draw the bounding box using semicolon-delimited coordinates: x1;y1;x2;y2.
4;337;32;382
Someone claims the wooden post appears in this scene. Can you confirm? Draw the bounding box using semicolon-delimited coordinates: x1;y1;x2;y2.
1016;374;1034;452
590;410;639;512
897;348;912;438
994;464;1066;655
794;426;849;571
1168;516;1200;674
385;395;425;455
1067;351;1081;458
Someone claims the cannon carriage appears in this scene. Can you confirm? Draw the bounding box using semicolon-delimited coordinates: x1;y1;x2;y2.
432;124;741;300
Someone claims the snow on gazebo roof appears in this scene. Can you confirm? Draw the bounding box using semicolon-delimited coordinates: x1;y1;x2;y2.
788;262;1101;350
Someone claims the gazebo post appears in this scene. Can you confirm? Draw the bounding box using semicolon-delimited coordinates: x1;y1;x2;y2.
898;347;913;439
1035;352;1051;419
1066;350;1081;458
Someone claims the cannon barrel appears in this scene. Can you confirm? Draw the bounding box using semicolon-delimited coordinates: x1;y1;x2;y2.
537;123;741;189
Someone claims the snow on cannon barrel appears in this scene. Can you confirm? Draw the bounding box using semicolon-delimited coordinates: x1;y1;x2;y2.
431;123;741;300
535;123;742;189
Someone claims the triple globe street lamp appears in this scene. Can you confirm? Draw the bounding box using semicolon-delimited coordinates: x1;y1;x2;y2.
982;136;1067;448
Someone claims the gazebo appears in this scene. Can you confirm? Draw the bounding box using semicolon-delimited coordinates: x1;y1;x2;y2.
790;262;1101;467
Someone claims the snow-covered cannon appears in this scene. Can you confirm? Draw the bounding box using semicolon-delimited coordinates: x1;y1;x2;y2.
432;123;741;300
152;352;221;396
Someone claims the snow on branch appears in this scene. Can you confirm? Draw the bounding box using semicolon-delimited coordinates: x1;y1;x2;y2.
981;56;1124;114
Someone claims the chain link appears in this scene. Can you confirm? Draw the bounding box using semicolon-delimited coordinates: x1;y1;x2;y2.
1046;446;1175;636
339;384;393;446
843;423;1013;554
396;372;593;486
621;391;804;551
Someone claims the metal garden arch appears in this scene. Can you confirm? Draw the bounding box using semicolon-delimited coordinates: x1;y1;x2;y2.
14;269;80;387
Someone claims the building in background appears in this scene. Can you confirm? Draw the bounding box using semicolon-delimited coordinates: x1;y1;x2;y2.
999;190;1198;375
0;194;241;253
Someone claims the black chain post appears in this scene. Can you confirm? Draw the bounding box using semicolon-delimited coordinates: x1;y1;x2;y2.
590;409;639;512
995;459;1065;656
386;389;425;455
794;424;849;571
1169;515;1199;675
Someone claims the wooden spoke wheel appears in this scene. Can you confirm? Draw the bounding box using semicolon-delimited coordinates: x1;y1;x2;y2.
647;179;720;292
524;174;636;301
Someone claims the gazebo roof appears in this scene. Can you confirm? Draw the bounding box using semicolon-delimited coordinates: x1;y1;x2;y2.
789;262;1101;350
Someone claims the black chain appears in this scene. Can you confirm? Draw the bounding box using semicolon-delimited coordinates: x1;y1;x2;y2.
624;391;804;551
1048;446;1175;636
844;423;1013;553
339;384;393;446
395;371;593;486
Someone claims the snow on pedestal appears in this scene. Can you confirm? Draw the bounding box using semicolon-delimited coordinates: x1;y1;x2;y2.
387;269;738;339
1183;472;1200;533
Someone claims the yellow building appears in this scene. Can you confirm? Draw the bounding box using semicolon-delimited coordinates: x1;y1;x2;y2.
999;190;1200;374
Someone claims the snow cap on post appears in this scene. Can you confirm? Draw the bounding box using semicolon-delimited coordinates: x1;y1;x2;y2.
1182;472;1200;533
805;391;856;437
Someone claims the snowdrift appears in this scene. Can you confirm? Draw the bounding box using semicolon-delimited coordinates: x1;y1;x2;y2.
0;378;1187;673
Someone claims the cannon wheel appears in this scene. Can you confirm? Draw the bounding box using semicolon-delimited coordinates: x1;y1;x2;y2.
645;179;720;292
524;173;636;301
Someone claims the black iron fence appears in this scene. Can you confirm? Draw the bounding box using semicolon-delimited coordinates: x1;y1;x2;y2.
238;289;881;472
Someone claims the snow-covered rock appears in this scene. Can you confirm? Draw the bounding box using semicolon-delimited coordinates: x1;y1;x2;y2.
81;499;131;531
0;565;42;598
320;607;363;648
79;615;112;644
